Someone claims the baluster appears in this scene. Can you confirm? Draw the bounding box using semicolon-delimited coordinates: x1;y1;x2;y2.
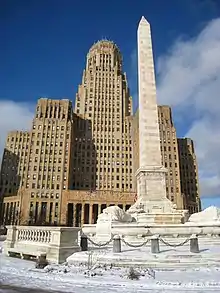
20;230;24;240
20;230;23;240
45;231;49;243
33;230;36;241
37;230;40;242
35;230;38;241
42;231;46;242
23;230;25;240
21;230;24;240
25;230;27;240
47;231;51;243
40;231;43;242
30;230;33;241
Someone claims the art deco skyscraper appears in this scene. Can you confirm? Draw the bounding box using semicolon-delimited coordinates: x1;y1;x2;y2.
74;40;133;192
178;138;201;213
158;106;183;209
0;98;76;225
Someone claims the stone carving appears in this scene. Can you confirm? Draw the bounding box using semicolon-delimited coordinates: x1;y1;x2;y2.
127;199;145;214
63;190;135;202
188;206;220;223
97;206;133;223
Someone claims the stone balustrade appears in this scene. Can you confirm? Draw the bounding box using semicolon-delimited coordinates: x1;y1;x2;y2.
17;228;52;243
4;225;81;264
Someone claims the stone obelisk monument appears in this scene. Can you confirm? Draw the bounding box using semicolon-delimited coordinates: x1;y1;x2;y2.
133;16;175;216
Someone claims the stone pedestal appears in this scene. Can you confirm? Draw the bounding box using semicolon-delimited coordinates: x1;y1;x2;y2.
136;212;185;224
96;217;112;241
127;166;187;224
135;166;168;211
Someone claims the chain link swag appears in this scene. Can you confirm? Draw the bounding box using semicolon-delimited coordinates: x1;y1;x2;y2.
159;236;191;247
121;237;150;248
86;235;113;247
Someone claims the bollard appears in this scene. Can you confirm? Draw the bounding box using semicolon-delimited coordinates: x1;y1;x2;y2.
113;235;121;253
151;236;160;254
190;234;199;253
80;234;88;251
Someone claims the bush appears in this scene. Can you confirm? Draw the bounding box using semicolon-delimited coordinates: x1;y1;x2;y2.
35;254;48;269
127;267;140;280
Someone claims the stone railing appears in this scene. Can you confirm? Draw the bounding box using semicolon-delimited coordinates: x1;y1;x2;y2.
82;222;220;244
17;228;52;243
4;226;81;264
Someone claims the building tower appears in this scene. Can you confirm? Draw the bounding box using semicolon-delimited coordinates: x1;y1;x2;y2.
178;138;201;213
24;98;75;225
74;40;133;192
0;131;30;225
0;98;75;225
158;106;183;209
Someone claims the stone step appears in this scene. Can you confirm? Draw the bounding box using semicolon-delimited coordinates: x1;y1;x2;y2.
68;252;220;269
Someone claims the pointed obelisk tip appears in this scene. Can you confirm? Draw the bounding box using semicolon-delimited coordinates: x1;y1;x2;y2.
139;16;149;25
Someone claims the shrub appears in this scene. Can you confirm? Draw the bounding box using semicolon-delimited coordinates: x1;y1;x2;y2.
35;254;48;269
127;267;140;280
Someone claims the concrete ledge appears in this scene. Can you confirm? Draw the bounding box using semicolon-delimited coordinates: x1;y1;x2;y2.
8;248;46;260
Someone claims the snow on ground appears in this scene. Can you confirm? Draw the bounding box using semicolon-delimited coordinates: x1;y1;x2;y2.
1;239;220;292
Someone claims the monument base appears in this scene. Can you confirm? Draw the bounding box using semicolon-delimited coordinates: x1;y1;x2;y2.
82;207;220;244
129;198;189;225
136;212;186;224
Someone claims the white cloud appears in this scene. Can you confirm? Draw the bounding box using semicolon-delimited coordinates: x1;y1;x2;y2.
0;100;34;160
157;18;220;198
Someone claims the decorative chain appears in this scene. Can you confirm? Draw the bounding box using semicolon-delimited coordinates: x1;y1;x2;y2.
86;235;113;247
84;235;192;248
159;236;190;247
121;237;150;248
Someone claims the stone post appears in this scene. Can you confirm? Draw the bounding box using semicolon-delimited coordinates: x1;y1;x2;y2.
80;234;88;251
190;234;199;253
151;235;160;253
113;235;121;253
3;225;17;253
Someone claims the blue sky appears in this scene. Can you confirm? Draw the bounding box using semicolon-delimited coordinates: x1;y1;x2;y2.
1;0;220;209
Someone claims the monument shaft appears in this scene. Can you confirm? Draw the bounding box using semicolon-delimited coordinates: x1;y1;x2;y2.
136;17;168;207
137;17;161;168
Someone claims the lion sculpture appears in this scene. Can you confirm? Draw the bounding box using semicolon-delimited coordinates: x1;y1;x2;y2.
98;205;133;223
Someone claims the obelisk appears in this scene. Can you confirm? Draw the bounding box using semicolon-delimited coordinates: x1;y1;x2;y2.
135;16;172;213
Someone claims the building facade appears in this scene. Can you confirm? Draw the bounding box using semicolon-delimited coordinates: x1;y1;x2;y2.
0;130;29;226
0;98;76;226
0;41;200;226
158;106;183;209
0;40;136;226
74;40;133;192
178;138;201;213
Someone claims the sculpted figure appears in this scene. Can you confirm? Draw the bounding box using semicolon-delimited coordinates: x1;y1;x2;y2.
97;205;133;222
188;206;220;223
127;199;145;214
